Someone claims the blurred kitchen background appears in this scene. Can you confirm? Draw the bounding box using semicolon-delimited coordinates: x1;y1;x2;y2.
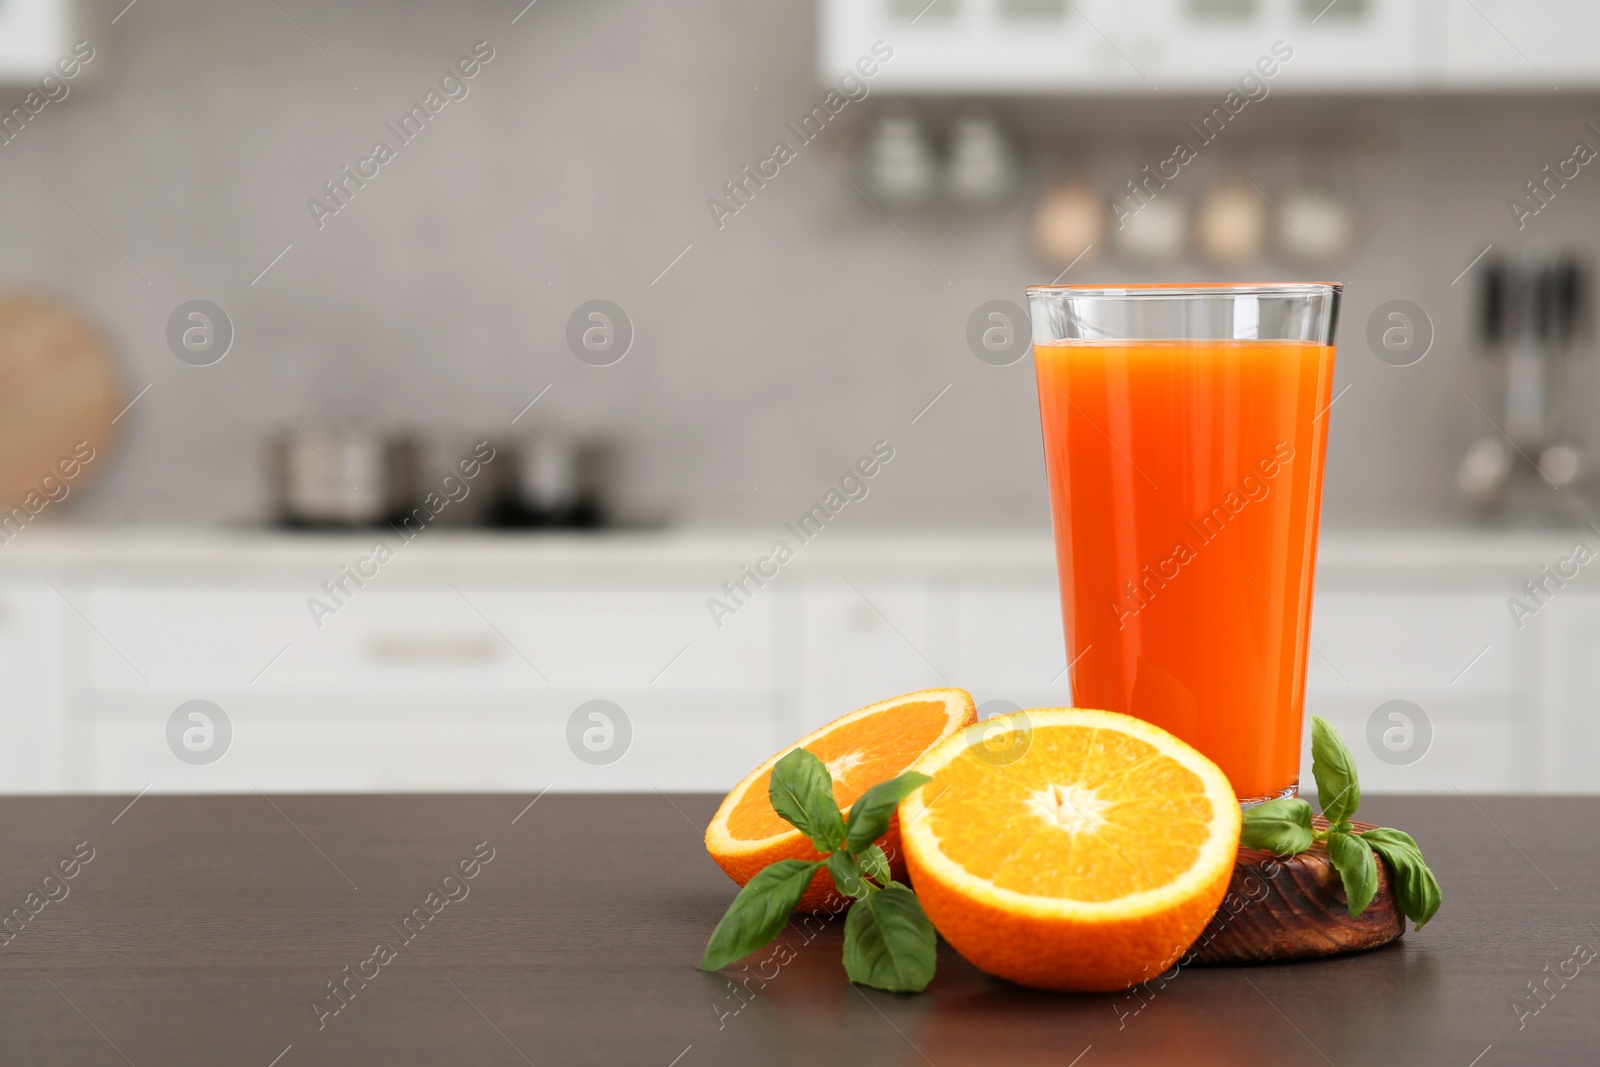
2;0;1598;795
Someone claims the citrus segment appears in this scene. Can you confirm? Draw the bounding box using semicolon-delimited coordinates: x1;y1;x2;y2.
901;708;1241;991
706;689;977;911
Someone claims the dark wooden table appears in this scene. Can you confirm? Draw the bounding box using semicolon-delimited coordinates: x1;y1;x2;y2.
0;793;1591;1066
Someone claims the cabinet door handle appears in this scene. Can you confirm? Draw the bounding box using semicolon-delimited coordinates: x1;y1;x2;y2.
366;634;499;662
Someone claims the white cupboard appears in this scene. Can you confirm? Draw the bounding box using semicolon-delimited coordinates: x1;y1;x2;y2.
0;586;67;790
822;0;1600;94
0;529;1592;794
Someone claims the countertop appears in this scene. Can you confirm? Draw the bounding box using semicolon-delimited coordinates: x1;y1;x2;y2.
0;793;1590;1065
0;525;1594;580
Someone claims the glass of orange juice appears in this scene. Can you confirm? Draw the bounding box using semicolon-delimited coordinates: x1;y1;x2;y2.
1026;283;1341;804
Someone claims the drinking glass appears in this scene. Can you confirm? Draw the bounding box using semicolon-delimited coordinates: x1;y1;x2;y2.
1026;283;1341;804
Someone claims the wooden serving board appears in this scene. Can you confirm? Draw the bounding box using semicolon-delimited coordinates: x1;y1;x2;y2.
1189;818;1405;965
0;294;120;513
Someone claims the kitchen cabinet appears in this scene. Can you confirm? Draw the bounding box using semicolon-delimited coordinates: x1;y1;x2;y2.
1536;593;1600;792
1437;0;1600;89
0;586;67;790
0;0;71;82
822;0;1600;94
70;576;781;795
951;583;1070;709
791;580;951;737
0;529;1592;795
1302;590;1529;793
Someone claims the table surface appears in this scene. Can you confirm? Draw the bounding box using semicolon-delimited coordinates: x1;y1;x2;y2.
0;793;1591;1066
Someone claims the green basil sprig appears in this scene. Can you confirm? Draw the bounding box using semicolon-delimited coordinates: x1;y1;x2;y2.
767;746;846;853
1241;716;1442;929
699;748;936;993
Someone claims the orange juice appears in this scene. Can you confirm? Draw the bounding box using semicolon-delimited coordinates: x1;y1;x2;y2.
1034;339;1336;801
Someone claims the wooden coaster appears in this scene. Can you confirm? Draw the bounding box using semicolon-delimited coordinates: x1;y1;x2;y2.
1189;819;1405;965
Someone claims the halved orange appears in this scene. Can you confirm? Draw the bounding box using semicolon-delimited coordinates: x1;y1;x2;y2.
901;707;1241;991
705;688;977;911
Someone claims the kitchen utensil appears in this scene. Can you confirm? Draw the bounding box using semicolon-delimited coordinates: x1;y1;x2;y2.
1030;177;1102;267
0;293;120;519
489;431;609;528
1479;254;1584;432
861;109;936;207
1112;194;1187;263
1275;186;1355;265
1529;255;1585;449
945;114;1018;206
1464;250;1592;514
1540;443;1583;487
270;425;417;527
1194;177;1268;266
1457;436;1513;508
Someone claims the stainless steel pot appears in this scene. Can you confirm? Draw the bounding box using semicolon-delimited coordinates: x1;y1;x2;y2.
270;426;416;527
488;431;611;528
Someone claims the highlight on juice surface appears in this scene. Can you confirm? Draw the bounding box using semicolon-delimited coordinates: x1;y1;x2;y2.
1025;283;1341;803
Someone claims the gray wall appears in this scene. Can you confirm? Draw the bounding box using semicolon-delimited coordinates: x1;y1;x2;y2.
2;0;1596;529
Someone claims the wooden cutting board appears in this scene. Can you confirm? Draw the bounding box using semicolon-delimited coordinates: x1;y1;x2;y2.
0;294;121;516
1190;818;1406;964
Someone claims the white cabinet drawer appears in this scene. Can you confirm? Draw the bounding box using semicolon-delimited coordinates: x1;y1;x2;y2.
952;583;1070;709
80;585;302;688
793;581;949;735
1537;595;1600;793
80;584;774;692
1307;592;1512;691
454;588;773;690
1302;694;1519;794
80;690;779;793
1302;591;1522;791
0;587;67;791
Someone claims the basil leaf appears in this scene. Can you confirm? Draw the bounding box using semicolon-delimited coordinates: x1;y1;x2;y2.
1325;830;1378;918
1311;716;1362;826
769;748;845;853
699;859;824;972
843;771;931;854
1361;827;1443;929
859;844;891;887
842;883;937;993
828;851;870;900
1239;797;1316;855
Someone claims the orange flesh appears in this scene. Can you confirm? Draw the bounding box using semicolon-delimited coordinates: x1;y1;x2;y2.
923;723;1213;903
725;700;950;841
